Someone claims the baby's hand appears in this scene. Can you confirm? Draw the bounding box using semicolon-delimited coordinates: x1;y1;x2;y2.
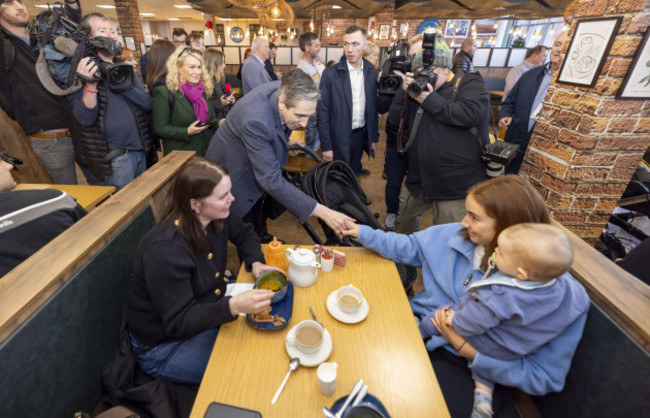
444;308;455;327
341;222;359;238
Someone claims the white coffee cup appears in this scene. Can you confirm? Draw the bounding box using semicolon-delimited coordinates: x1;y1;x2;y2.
287;320;324;354
336;285;363;313
317;362;338;395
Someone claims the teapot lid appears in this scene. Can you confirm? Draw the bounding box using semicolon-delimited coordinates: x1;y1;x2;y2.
290;248;316;265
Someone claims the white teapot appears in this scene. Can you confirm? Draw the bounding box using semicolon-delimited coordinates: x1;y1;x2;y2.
286;248;321;287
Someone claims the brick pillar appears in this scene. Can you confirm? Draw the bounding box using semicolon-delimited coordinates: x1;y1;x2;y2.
114;0;145;61
520;0;650;244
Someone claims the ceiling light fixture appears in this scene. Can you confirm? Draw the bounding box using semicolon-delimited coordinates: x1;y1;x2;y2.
168;18;181;21
96;5;116;9
174;5;193;8
139;13;155;16
332;5;341;8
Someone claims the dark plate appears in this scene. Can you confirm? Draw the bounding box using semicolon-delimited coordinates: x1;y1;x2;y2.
247;281;293;330
331;393;390;418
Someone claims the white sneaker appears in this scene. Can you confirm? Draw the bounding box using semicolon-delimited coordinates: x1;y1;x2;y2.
384;213;398;231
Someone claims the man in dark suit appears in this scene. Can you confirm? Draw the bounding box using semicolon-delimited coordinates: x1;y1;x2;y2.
205;70;354;241
264;42;280;81
498;31;569;174
318;25;378;175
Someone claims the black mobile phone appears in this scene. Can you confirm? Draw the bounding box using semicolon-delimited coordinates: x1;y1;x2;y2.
198;118;220;127
204;401;262;418
224;91;233;98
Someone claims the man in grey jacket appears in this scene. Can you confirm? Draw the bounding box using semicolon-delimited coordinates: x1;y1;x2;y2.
241;36;272;96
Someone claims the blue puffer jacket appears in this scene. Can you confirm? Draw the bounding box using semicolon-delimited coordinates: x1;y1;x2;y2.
356;223;589;396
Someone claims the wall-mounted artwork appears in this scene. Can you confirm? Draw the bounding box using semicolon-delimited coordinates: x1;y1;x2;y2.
557;17;622;87
444;20;470;38
379;24;390;40
617;28;650;100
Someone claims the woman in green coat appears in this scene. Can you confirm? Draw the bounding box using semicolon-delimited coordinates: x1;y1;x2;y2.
152;47;217;156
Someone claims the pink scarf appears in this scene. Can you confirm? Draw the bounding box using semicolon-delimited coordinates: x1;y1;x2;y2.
180;80;209;123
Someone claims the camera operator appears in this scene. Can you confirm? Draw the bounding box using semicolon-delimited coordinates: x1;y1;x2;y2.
0;0;81;184
376;34;423;232
68;13;156;190
396;32;489;234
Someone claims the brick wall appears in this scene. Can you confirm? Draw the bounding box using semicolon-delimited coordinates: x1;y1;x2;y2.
520;0;650;244
114;0;145;61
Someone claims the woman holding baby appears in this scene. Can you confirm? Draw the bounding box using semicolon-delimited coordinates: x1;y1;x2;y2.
343;175;589;417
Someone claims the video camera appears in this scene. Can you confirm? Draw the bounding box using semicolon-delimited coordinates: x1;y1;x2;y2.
378;39;411;95
28;3;134;92
378;31;439;96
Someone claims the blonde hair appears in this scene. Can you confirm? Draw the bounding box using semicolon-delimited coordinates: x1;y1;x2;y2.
364;42;379;58
203;48;225;85
165;46;213;94
500;223;573;281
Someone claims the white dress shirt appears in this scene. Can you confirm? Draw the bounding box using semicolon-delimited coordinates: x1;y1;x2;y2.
347;60;366;130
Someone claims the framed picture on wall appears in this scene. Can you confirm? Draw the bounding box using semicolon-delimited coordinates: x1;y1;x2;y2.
379;25;390;40
557;17;622;87
617;28;650;100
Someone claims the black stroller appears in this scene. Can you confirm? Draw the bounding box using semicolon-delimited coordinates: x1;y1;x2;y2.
287;145;382;246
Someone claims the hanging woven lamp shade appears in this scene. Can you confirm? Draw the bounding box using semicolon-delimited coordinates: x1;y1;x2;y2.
226;0;277;9
257;0;294;31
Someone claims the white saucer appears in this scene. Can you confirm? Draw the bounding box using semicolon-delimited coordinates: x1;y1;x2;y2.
326;291;369;324
285;325;332;367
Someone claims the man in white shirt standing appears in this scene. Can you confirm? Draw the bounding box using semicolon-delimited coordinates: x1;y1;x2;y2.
241;36;272;96
318;25;378;175
503;45;548;100
297;32;322;151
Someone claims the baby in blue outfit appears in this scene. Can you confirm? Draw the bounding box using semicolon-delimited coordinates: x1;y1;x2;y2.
420;223;589;418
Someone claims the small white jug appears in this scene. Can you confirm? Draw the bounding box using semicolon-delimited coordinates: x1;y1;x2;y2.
286;248;321;287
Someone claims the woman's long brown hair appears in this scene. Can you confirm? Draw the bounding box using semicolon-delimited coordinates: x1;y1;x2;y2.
163;157;229;256
466;175;551;270
145;39;176;91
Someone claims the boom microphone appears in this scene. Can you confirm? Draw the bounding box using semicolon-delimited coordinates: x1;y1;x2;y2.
53;36;79;57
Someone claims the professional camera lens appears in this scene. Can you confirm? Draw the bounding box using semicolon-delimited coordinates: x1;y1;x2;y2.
379;74;402;94
407;78;427;96
99;62;135;91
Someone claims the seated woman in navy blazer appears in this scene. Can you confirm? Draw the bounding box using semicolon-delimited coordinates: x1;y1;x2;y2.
126;157;276;384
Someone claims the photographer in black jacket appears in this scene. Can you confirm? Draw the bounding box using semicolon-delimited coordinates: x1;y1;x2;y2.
396;33;489;283
0;0;81;184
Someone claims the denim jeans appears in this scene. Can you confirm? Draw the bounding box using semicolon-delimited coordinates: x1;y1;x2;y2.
384;147;408;215
82;150;145;190
131;328;220;385
29;134;77;184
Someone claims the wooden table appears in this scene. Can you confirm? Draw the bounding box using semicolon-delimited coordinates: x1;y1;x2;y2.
191;247;449;417
13;183;115;211
489;90;505;97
